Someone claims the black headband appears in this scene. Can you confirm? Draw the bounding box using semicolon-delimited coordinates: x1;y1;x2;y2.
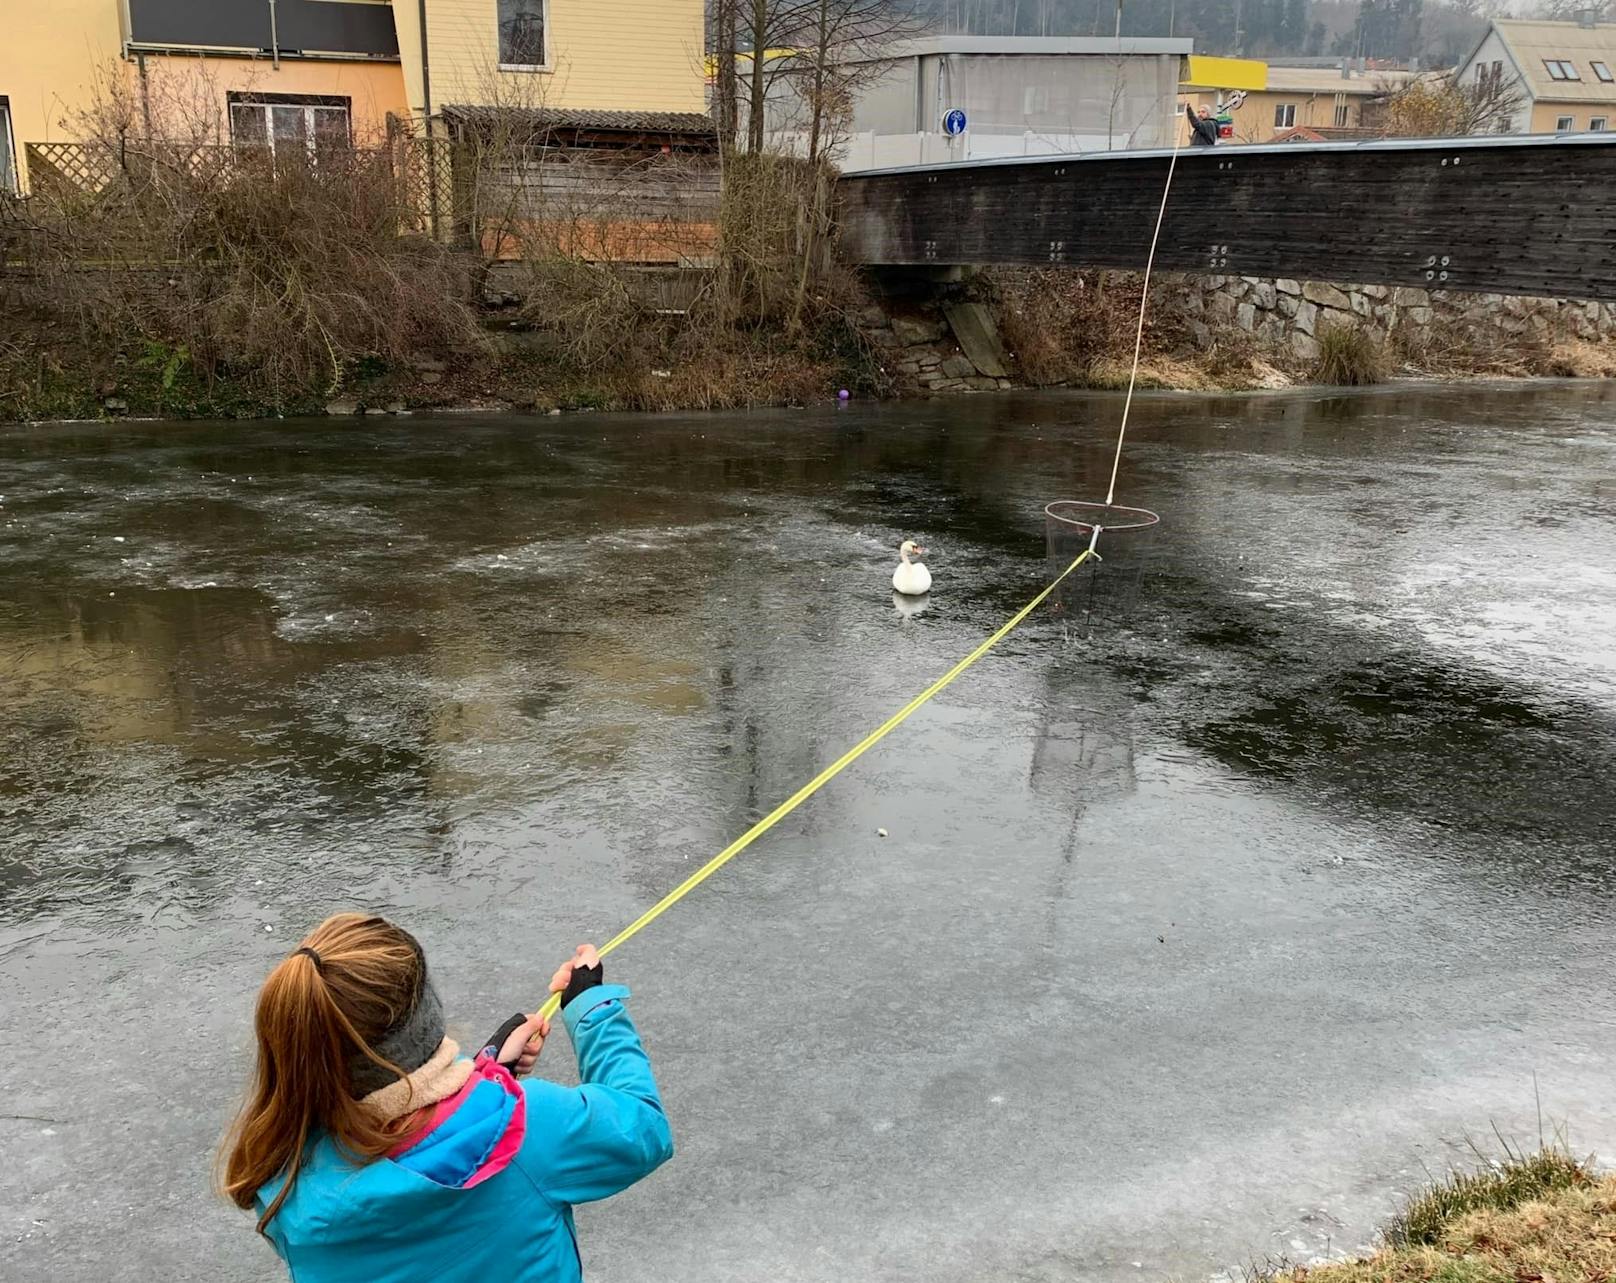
295;945;324;972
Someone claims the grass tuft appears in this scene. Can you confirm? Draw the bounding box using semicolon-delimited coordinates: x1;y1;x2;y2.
1262;1142;1603;1283
1386;1142;1592;1249
1314;321;1391;386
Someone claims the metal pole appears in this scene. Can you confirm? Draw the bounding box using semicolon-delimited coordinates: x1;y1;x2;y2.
418;0;433;120
136;51;153;140
268;0;281;70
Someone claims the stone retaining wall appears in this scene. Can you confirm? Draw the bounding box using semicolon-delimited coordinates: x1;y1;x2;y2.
1169;274;1616;361
858;305;1014;394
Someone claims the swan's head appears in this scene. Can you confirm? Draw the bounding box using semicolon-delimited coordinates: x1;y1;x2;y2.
900;539;926;559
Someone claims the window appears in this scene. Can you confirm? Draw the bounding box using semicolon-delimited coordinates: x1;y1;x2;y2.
1556;114;1576;131
229;94;352;161
499;0;547;68
1592;117;1609;131
1593;61;1614;83
1334;102;1350;127
1543;59;1581;81
0;97;14;195
1274;103;1296;127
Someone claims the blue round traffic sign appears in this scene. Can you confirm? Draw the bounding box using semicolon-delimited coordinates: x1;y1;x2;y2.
942;108;968;137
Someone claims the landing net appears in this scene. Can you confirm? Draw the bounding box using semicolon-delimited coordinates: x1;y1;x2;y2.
1044;500;1161;634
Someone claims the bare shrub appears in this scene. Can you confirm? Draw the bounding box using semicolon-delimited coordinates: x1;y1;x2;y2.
516;256;666;372
9;62;481;403
992;269;1157;385
1393;311;1544;378
717;151;832;329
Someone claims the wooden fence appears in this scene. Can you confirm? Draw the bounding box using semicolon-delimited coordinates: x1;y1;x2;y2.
22;139;451;241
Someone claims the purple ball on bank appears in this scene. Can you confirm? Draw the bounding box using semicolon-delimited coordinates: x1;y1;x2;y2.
838;389;851;401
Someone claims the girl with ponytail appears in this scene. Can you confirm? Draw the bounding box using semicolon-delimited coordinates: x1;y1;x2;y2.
221;913;672;1282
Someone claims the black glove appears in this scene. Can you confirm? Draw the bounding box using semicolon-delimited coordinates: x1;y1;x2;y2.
478;1011;530;1065
559;960;604;1010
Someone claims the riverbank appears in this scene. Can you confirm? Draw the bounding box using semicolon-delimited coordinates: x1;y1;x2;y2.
0;320;874;424
6;266;1616;425
1259;1146;1608;1283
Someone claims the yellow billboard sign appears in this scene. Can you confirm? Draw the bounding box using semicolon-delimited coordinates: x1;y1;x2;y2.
1180;55;1268;91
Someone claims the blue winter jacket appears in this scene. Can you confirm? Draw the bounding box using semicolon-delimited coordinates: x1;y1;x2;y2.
255;986;673;1283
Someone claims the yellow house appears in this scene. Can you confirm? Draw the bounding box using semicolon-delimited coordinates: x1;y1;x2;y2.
401;1;706;123
0;0;707;194
1455;16;1616;135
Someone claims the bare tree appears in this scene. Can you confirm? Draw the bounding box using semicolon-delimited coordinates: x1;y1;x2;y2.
789;0;925;163
740;0;815;152
712;0;741;147
1537;0;1610;19
1373;66;1527;137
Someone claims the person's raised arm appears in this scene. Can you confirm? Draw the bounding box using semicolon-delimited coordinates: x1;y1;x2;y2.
523;945;673;1206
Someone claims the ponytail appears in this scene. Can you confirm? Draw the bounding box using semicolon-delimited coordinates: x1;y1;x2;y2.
220;914;430;1234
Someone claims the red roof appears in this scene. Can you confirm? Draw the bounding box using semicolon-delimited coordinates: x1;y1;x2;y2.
1272;125;1389;143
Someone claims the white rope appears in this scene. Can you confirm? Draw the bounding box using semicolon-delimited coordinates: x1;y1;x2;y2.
1103;117;1188;508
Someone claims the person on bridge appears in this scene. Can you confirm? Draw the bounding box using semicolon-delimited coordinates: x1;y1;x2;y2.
1185;102;1219;147
221;913;673;1283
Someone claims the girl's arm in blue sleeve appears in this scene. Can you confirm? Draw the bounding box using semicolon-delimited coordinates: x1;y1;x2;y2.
522;984;673;1205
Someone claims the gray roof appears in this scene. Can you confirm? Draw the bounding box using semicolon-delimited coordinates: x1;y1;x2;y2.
859;35;1194;60
440;105;716;137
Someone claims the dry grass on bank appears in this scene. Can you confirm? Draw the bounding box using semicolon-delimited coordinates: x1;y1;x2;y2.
995;268;1152;386
1543;339;1616;379
1315;322;1392;386
1256;1146;1605;1283
990;269;1297;392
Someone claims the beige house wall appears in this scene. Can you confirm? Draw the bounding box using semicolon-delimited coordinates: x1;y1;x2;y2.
1530;101;1614;132
418;0;706;116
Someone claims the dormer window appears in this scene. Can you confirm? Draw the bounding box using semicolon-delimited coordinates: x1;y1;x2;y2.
1593;61;1614;83
1544;59;1582;80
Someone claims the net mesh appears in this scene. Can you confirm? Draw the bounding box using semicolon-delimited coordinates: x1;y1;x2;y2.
1044;500;1161;635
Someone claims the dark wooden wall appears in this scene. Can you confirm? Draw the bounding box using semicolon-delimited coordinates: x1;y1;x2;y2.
482;153;720;223
837;136;1616;301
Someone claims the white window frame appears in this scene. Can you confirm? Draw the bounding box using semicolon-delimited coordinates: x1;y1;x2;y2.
1555;114;1575;131
1274;103;1296;128
0;97;15;195
1334;101;1350;127
1593;61;1614;83
1591;116;1609;132
228;95;353;160
497;0;551;72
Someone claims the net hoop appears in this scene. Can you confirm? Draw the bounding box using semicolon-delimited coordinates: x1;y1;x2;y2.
1044;500;1161;534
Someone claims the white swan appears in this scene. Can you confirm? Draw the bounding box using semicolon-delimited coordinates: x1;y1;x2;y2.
892;539;932;596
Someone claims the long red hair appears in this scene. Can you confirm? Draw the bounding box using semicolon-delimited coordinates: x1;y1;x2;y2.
220;913;430;1233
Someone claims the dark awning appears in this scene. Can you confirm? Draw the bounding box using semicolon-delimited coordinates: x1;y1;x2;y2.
128;0;399;57
440;105;717;142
